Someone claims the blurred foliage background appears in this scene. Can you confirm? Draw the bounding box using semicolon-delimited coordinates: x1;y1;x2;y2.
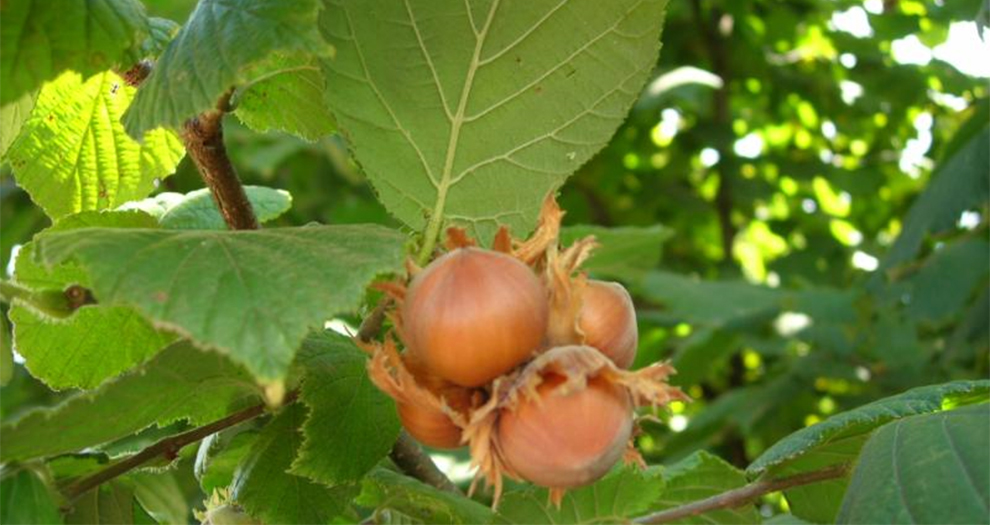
2;0;988;517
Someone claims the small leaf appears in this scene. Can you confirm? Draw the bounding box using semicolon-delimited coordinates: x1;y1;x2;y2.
0;0;149;104
0;468;63;525
357;468;493;525
0;89;35;158
6;71;184;220
159;186;293;230
34;224;406;382
11;211;174;390
234;54;336;141
64;481;148;525
123;0;333;138
837;404;990;524
140;17;179;59
495;466;662;524
0;342;261;462
290;332;400;485
560;225;671;283
648;451;759;525
194;429;258;494
232;403;357;525
129;471;189;525
324;0;669;242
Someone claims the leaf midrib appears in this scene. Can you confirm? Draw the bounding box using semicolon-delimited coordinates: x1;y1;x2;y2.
418;0;501;260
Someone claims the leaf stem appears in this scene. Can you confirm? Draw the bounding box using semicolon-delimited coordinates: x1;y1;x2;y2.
0;280;75;318
62;392;297;502
181;90;259;230
632;464;849;524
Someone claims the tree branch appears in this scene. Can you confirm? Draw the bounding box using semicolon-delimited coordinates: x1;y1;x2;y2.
389;431;462;494
632;464;849;524
62;392;298;502
181;90;259;230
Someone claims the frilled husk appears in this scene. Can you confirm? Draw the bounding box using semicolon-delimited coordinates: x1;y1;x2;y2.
462;345;688;507
363;336;471;431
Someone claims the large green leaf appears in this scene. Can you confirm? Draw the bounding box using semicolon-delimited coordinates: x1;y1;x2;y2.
495;466;663;524
0;468;63;525
234;54;336;141
0;342;261;462
748;380;989;523
11;211;174;390
357;468;493;525
290;332;400;485
646;451;759;525
837;404;989;524
747;380;990;476
323;0;669;242
34;224;406;382
877;126;990;276
560;225;671;283
0;314;12;387
0;0;149;105
232;403;357;525
6;71;184;220
0;89;35;158
123;0;332;138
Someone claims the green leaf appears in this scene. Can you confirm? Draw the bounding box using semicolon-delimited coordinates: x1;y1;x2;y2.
11;211;174;390
836;404;989;524
323;0;669;242
357;468;493;525
640;271;782;326
495;466;662;524
64;481;150;525
234;54;336;141
0;313;12;387
0;89;35;158
0;0;149;105
34;224;406;382
560;225;671;283
647;451;759;525
129;471;189;525
6;70;185;220
0;468;63;525
140;17;179;59
232;403;357;525
290;332;400;485
123;0;333;138
905;238;990;323
877;126;990;275
747;380;990;476
0;342;261;462
159;186;293;230
195;429;258;494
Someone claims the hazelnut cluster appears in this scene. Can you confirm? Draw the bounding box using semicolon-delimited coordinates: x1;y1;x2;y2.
362;196;687;505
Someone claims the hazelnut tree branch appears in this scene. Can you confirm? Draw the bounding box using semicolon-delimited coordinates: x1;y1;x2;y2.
181;89;259;231
632;464;850;524
62;392;297;502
